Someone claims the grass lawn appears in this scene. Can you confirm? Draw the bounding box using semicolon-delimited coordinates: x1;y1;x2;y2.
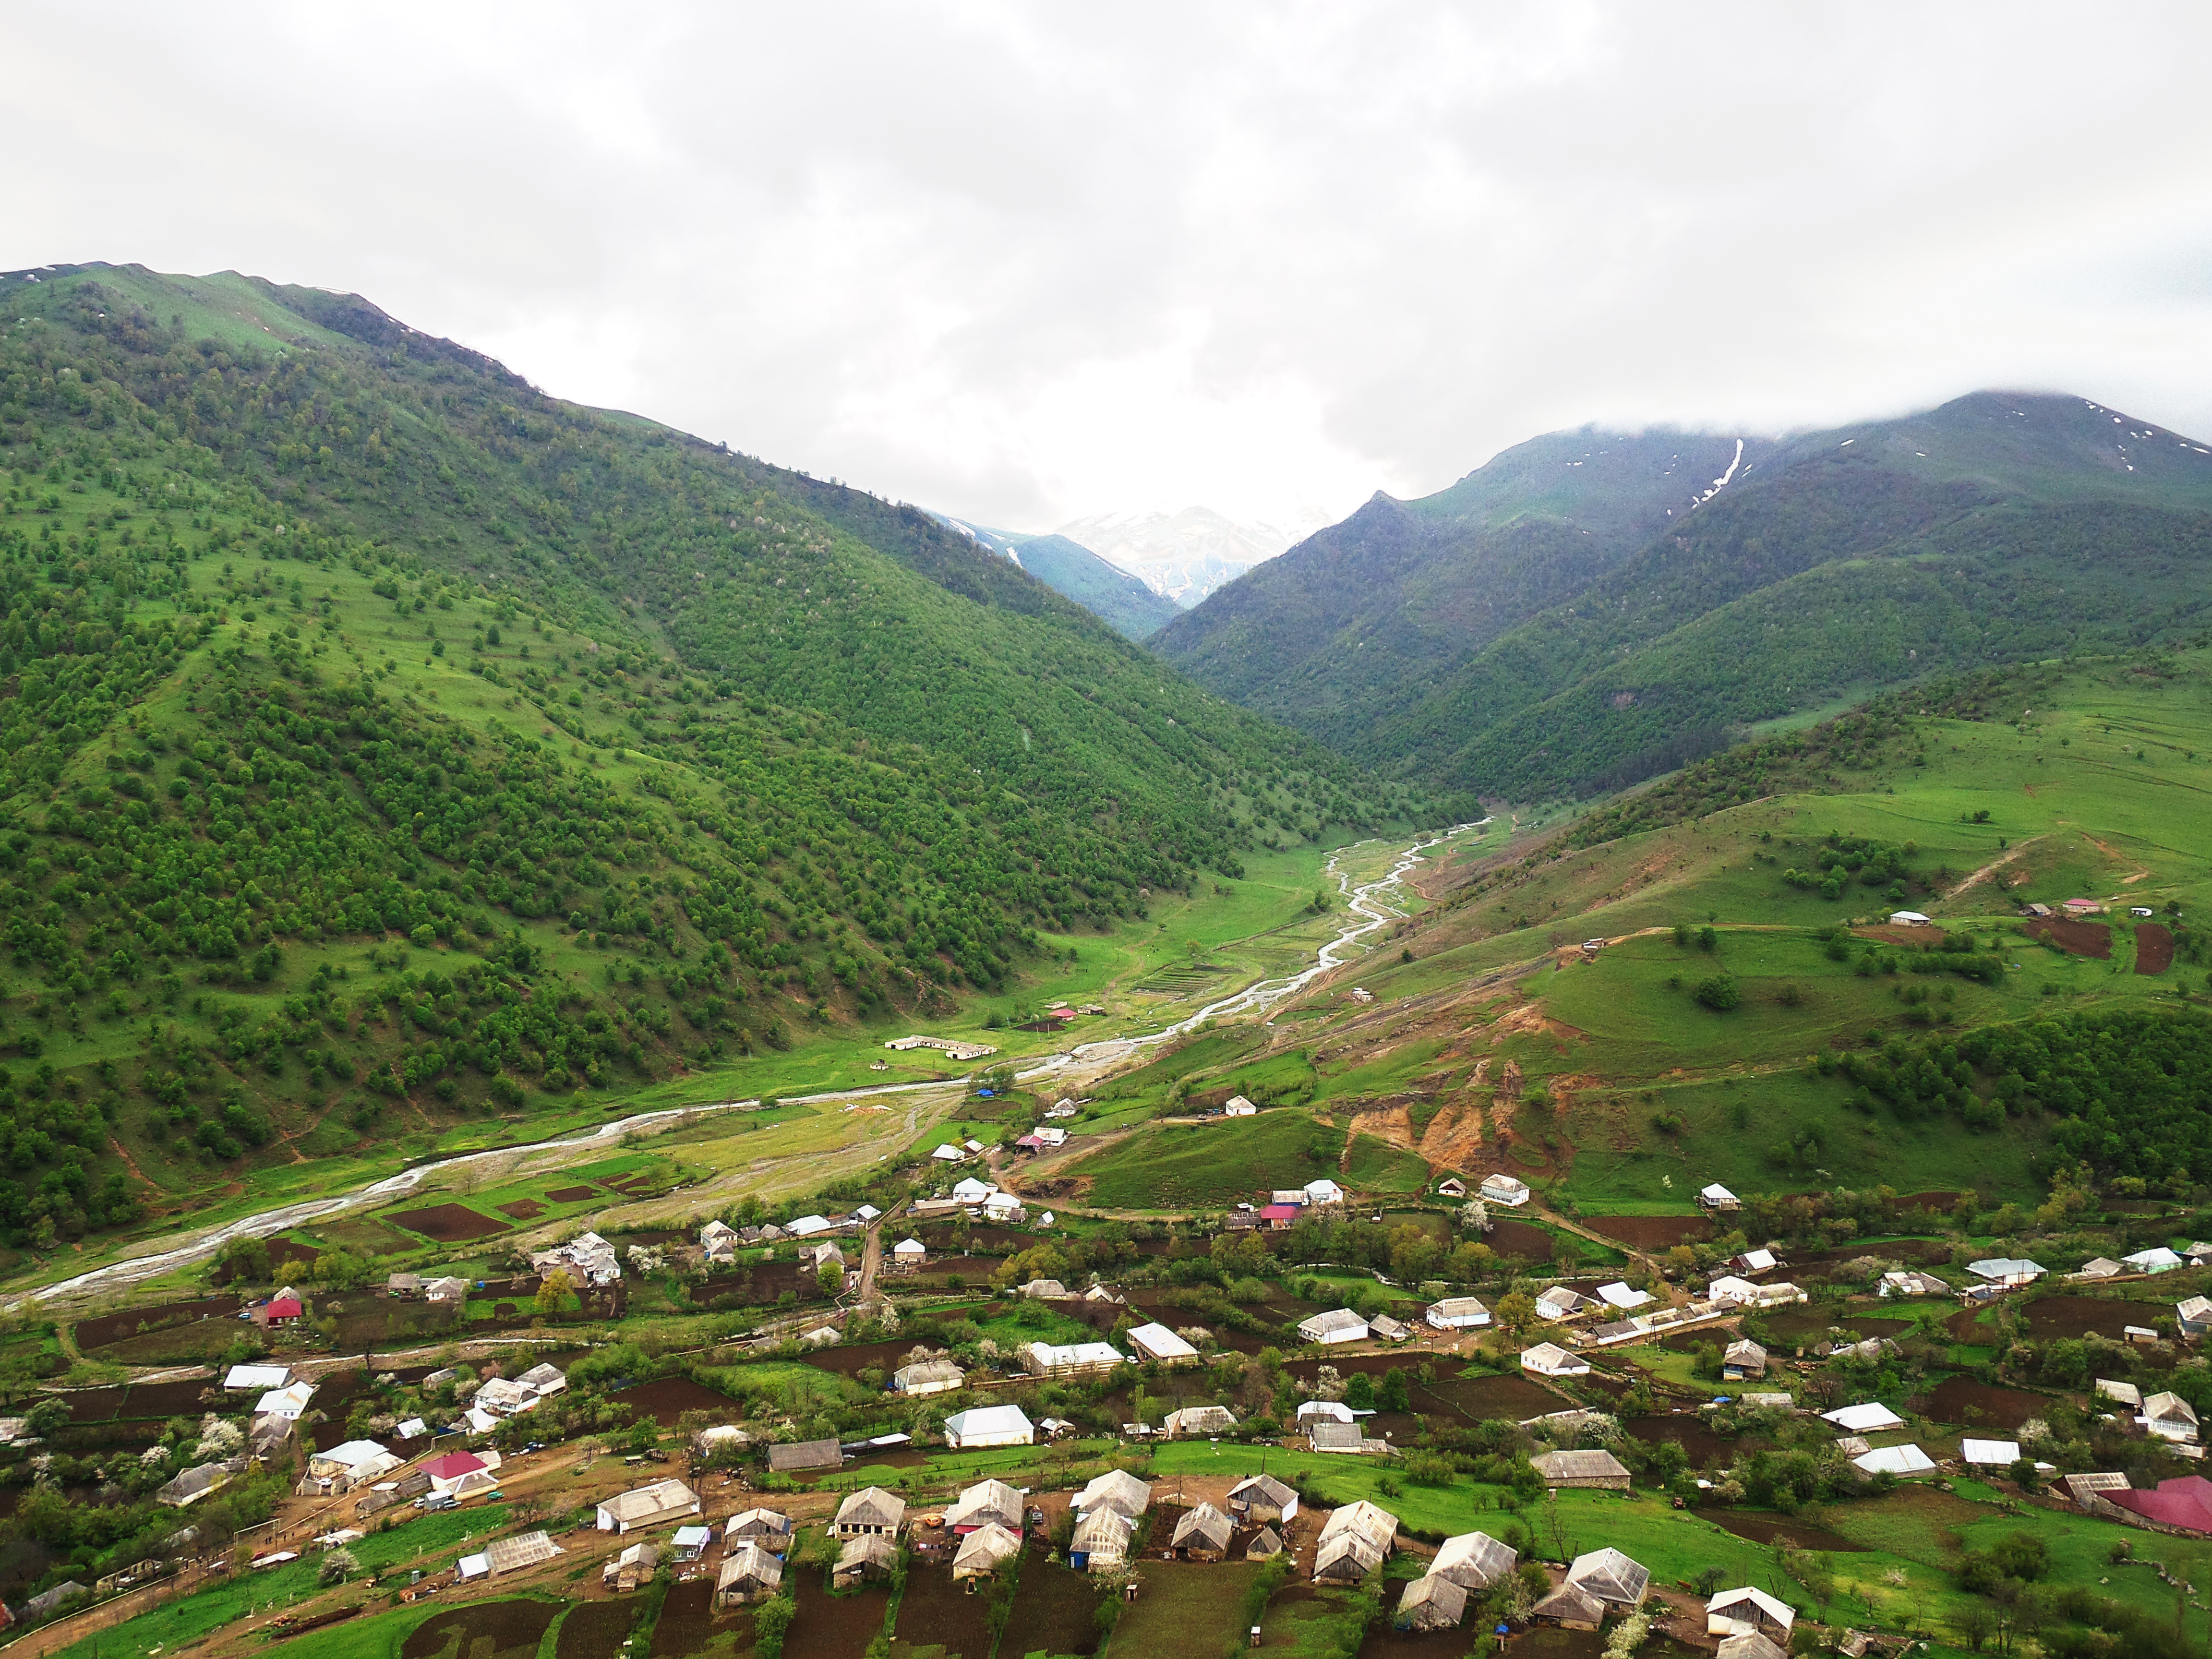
1344;1134;1431;1195
1061;1112;1334;1211
49;1506;515;1659
1109;1559;1261;1658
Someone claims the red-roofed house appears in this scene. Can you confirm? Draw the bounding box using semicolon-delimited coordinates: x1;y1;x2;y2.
1259;1205;1301;1231
424;1448;503;1499
2108;1476;2212;1536
264;1297;303;1326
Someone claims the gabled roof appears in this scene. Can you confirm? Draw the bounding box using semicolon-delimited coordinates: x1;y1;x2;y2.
2180;1295;2212;1321
837;1533;899;1575
422;1451;486;1480
1961;1438;2022;1466
1709;1585;1795;1630
1163;1404;1238;1434
1071;1506;1133;1554
1533;1449;1628;1481
1172;1502;1234;1551
953;1522;1022;1574
1315;1530;1383;1575
1229;1473;1297;1510
2096;1378;2143;1407
767;1438;842;1471
1397;1574;1467;1624
2108;1476;2212;1534
1074;1468;1152;1517
834;1486;907;1529
944;1404;1033;1440
1127;1322;1199;1360
485;1530;562;1573
945;1479;1023;1529
1520;1342;1587;1374
718;1542;783;1592
1246;1526;1284;1558
1319;1499;1399;1551
1432;1530;1516;1587
1567;1546;1650;1604
1853;1443;1936;1476
223;1363;292;1390
1532;1582;1604;1624
599;1479;700;1526
1309;1421;1369;1452
1822;1402;1904;1433
2144;1391;2199;1424
1966;1257;2045;1280
1298;1308;1367;1338
726;1507;793;1536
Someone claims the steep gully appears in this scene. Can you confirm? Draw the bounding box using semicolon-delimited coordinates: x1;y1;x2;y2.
25;822;1487;1308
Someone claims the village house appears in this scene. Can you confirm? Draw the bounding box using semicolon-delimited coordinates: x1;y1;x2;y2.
1074;1468;1152;1519
530;1230;621;1287
1314;1500;1398;1583
1023;1340;1124;1379
2179;1295;2212;1338
1853;1444;1937;1478
1020;1278;1069;1299
943;1404;1035;1448
1228;1474;1298;1525
1597;1282;1653;1311
1698;1182;1742;1211
1258;1203;1302;1230
1432;1530;1517;1589
716;1543;784;1607
1535;1286;1596;1320
1246;1527;1285;1560
834;1534;898;1588
725;1508;793;1546
1723;1339;1767;1381
1395;1574;1467;1632
953;1523;1022;1581
945;1479;1024;1534
1567;1547;1651;1614
1223;1096;1257;1117
1163;1404;1238;1437
1070;1507;1134;1572
1298;1309;1368;1345
1709;1586;1796;1646
1126;1322;1201;1365
424;1449;503;1500
2063;1471;2133;1518
603;1542;661;1593
2096;1378;2143;1409
157;1462;235;1508
1823;1402;1905;1433
1879;1270;1949;1298
1532;1449;1630;1491
385;1272;423;1299
597;1479;702;1534
1172;1503;1234;1561
2074;1258;2124;1281
891;1237;928;1269
891;1358;965;1397
1310;1420;1376;1454
1425;1296;1491;1331
424;1275;470;1306
223;1362;292;1392
1531;1582;1604;1629
767;1438;842;1474
1479;1173;1531;1207
834;1487;908;1538
1966;1257;2046;1289
1521;1343;1589;1378
2128;1247;2186;1274
2143;1392;2200;1443
255;1381;315;1420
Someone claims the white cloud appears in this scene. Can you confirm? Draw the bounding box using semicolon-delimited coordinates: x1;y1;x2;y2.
3;2;2208;530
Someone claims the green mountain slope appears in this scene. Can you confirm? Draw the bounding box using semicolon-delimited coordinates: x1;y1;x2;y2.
0;261;1409;1245
938;517;1183;639
1155;393;2212;800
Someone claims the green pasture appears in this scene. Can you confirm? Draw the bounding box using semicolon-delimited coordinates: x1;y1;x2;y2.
1062;1111;1333;1211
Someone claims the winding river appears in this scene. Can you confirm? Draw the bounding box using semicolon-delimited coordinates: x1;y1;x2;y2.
26;819;1486;1306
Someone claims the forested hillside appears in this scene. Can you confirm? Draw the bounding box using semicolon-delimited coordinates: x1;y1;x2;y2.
1156;393;2212;801
0;261;1410;1246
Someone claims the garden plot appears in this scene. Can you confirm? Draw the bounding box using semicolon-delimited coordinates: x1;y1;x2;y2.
1925;1374;2054;1431
384;1202;510;1242
610;1375;744;1426
994;1558;1102;1659
556;1600;645;1659
75;1295;240;1353
891;1566;996;1659
648;1579;717;1658
400;1598;561;1659
785;1572;891;1659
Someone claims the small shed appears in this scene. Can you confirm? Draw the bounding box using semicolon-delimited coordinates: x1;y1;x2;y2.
952;1522;1022;1581
1531;1449;1629;1491
1227;1474;1298;1525
1531;1582;1604;1630
715;1543;783;1607
1171;1502;1234;1561
834;1533;898;1587
1245;1526;1284;1560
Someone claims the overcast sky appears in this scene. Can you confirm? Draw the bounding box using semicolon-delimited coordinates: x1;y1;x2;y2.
7;3;2211;532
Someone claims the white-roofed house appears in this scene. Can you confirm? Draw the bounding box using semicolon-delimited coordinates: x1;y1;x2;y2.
1961;1439;2022;1467
2179;1295;2212;1337
786;1214;833;1237
943;1404;1034;1448
1163;1404;1238;1437
1822;1402;1905;1434
1126;1322;1200;1366
2142;1392;2200;1442
1297;1310;1368;1345
672;1526;713;1563
223;1363;292;1392
891;1237;928;1268
1852;1443;1936;1477
1425;1296;1491;1331
1597;1282;1653;1311
1303;1178;1346;1206
1534;1286;1594;1320
1479;1174;1531;1206
1224;1096;1257;1116
1879;1270;1950;1298
2126;1247;2184;1274
1729;1248;1780;1274
1708;1586;1795;1644
1698;1183;1741;1211
2074;1258;2124;1281
1520;1343;1589;1378
950;1177;995;1204
1966;1258;2046;1288
1296;1399;1355;1425
1023;1341;1124;1379
596;1479;702;1533
982;1191;1026;1224
256;1381;315;1420
932;1144;966;1163
891;1358;965;1397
